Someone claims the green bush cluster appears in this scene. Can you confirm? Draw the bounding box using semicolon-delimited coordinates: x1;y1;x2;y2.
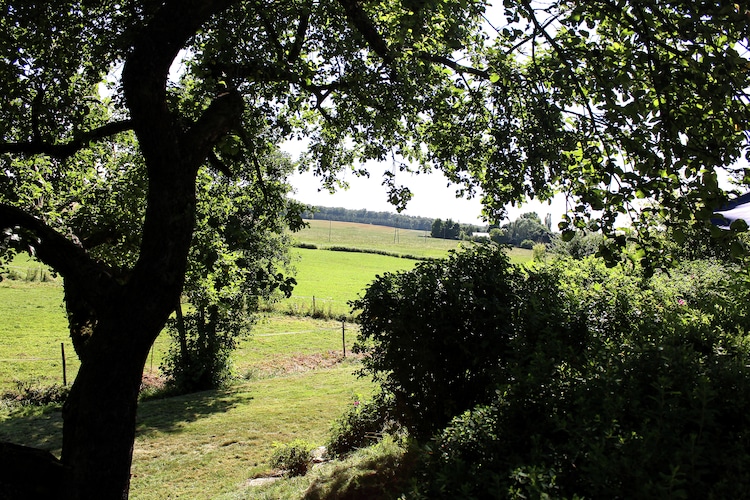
269;439;315;477
1;380;70;407
353;245;750;498
326;394;399;458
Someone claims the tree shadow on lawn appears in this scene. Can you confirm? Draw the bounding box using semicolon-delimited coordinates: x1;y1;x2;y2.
135;387;254;435
0;387;253;457
0;406;64;457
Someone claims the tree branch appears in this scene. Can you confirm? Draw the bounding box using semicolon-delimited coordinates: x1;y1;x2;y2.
418;54;490;79
181;90;245;165
0;204;102;280
288;2;312;62
337;0;393;63
0;120;133;159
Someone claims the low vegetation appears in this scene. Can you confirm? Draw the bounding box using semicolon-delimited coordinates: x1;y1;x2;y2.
353;244;750;498
7;223;748;498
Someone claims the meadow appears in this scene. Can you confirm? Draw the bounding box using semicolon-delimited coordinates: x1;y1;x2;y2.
0;221;532;498
280;220;532;317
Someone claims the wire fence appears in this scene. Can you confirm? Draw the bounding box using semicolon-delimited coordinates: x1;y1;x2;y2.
266;295;357;320
0;320;359;391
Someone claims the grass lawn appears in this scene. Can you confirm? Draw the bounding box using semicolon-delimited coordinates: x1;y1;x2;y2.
130;364;374;499
0;363;375;499
0;224;536;498
280;248;419;318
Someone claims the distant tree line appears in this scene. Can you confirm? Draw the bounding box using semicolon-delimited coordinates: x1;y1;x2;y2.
302;206;436;231
430;218;486;240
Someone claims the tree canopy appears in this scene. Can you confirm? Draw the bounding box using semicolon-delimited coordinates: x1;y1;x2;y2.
0;0;748;497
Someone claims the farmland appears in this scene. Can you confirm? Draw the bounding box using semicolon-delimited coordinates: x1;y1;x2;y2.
0;220;531;498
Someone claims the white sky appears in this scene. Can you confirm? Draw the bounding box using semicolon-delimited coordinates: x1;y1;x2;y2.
286;2;569;228
289;159;567;227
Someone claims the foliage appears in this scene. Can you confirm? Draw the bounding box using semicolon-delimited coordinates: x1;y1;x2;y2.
531;243;546;262
1;380;70;408
491;212;552;247
352;243;584;439
269;439;315;477
430;218;462;240
1;0;748;496
400;257;750;498
326;393;399;458
161;149;302;394
549;230;604;259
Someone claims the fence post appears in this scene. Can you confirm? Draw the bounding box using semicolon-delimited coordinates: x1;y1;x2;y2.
342;320;346;357
61;342;67;386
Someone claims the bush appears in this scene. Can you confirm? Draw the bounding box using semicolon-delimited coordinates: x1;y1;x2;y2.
1;380;70;407
519;239;535;249
269;439;315;477
411;257;750;498
352;244;585;439
326;393;399;458
160;308;239;394
532;242;546;262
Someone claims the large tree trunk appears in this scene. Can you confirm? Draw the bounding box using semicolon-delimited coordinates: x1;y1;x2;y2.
61;327;151;499
59;177;198;498
1;2;243;498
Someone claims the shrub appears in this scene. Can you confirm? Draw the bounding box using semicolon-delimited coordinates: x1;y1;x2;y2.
519;238;535;249
1;380;70;407
160;308;240;394
326;393;399;458
531;242;546;262
352;244;585;439
412;257;750;498
269;439;315;477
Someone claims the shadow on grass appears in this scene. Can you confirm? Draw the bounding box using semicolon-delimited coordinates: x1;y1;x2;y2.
0;406;64;456
0;386;254;456
136;387;254;435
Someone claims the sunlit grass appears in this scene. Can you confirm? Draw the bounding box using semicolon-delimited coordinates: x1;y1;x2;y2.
294;219;460;259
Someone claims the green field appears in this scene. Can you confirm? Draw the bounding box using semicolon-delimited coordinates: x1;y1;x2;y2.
294;219;461;259
0;222;533;498
280;220;532;317
0;271;373;497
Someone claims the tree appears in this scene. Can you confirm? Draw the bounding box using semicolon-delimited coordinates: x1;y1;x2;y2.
162;149;302;394
498;212;551;247
0;1;748;497
430;218;444;239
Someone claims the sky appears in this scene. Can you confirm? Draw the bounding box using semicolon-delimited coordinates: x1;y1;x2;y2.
289;158;567;228
286;3;569;228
